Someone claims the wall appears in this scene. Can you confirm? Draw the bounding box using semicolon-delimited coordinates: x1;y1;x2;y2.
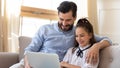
88;0;98;34
97;0;120;45
88;0;120;45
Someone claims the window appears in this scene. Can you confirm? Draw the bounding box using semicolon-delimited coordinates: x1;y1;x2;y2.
20;17;57;37
20;6;58;37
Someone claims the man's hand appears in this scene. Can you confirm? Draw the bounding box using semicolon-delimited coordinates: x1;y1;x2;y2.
24;55;32;68
85;42;100;64
25;63;31;68
86;39;111;64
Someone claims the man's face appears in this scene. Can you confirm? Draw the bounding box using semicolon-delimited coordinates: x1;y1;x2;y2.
58;11;76;31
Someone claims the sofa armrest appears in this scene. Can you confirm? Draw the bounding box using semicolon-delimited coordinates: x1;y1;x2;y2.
0;52;19;68
98;45;120;68
19;36;32;61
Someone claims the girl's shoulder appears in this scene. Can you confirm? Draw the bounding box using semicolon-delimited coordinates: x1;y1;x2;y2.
68;47;74;51
66;47;74;53
67;47;77;53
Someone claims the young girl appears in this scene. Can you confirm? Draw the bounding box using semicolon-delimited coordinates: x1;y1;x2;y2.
61;18;99;68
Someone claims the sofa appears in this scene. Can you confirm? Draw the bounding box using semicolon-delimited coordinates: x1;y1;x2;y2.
0;36;31;68
0;36;120;68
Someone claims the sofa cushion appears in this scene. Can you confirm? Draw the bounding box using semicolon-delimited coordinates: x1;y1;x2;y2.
19;36;32;61
0;52;19;68
98;45;120;68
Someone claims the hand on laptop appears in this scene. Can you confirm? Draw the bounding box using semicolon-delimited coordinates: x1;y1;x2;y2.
24;55;32;68
25;63;31;68
60;61;80;68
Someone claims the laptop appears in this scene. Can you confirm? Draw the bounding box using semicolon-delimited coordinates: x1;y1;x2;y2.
26;52;61;68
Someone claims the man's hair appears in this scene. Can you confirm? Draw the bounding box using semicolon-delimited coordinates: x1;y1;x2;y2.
57;1;77;17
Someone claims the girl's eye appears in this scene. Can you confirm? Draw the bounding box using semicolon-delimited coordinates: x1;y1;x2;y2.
75;35;78;37
75;34;85;38
80;35;84;37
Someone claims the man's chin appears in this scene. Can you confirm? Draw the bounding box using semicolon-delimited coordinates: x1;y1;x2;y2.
62;29;69;31
61;28;70;31
60;25;73;31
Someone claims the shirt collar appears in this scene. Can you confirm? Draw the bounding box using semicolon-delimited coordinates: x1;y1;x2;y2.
79;44;91;50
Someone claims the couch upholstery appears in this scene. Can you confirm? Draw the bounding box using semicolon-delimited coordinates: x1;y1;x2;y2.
98;45;120;68
0;36;31;68
0;36;120;68
19;36;31;61
0;52;19;68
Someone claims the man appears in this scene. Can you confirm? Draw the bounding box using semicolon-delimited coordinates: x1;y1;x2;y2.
10;1;111;68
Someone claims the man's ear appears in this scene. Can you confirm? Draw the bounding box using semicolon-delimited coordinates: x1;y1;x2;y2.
74;16;77;20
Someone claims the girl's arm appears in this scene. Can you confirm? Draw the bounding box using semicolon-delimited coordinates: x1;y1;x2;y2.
60;61;80;68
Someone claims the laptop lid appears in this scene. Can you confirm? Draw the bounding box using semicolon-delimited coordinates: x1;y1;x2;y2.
26;52;60;68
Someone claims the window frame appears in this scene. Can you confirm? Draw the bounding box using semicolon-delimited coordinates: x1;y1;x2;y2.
20;6;58;20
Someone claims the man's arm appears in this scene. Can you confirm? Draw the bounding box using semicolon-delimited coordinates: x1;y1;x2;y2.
24;26;45;68
96;39;111;50
94;34;112;45
86;35;112;64
24;55;31;68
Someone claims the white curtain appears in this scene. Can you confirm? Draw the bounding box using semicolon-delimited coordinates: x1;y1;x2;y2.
1;0;22;52
0;0;3;51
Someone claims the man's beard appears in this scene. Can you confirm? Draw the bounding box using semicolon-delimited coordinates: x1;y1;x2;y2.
58;22;73;31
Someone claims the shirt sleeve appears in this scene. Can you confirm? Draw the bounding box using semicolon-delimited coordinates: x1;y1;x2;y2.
24;26;45;54
94;34;112;45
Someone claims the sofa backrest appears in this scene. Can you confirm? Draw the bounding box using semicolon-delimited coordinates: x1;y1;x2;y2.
19;36;32;61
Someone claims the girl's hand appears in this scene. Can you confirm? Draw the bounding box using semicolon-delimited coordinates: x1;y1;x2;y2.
60;61;69;68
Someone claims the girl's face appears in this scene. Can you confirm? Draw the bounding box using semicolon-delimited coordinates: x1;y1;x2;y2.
75;27;92;47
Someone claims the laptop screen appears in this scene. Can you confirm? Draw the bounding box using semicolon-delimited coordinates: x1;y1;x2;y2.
26;52;60;68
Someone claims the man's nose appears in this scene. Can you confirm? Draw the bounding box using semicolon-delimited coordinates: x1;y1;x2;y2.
62;21;67;26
